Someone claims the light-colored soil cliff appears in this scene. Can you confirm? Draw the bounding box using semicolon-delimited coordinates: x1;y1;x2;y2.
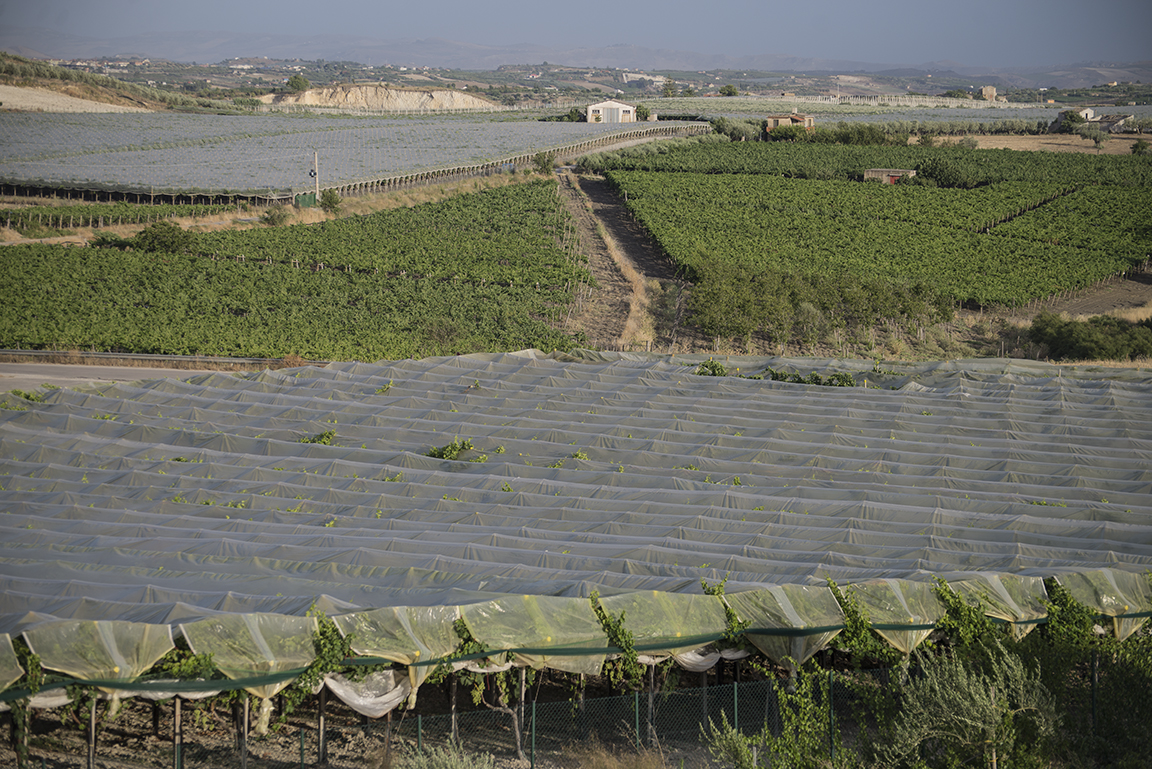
259;83;499;111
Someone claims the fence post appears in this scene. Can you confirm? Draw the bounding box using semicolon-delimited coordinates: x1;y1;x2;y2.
733;680;738;732
828;669;835;763
531;701;536;769
299;728;304;769
648;664;655;747
634;691;640;750
318;687;327;766
417;714;422;752
1091;649;1098;741
173;698;182;769
241;697;249;769
87;696;97;769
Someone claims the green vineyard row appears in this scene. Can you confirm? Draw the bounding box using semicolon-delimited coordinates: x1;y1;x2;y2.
0;181;589;359
0;202;238;230
606;170;1151;307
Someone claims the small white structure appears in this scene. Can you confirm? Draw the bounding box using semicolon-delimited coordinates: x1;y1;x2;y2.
587;99;636;123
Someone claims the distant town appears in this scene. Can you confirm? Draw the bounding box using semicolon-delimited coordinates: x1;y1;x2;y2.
47;56;1152;108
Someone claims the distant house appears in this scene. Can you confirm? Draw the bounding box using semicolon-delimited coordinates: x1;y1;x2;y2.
865;169;916;185
586;100;636;123
1050;108;1135;133
765;112;815;130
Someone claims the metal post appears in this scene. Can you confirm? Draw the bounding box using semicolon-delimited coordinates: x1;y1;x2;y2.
828;669;835;762
1091;649;1098;741
240;697;249;769
300;728;304;769
314;151;320;203
701;670;708;725
634;691;640;750
318;687;327;766
418;714;422;752
733;680;739;732
450;674;458;745
531;702;536;769
87;696;97;769
173;698;182;769
648;664;655;747
519;667;526;737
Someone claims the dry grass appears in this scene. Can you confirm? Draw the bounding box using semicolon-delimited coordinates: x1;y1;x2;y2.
556;739;674;769
593;221;656;348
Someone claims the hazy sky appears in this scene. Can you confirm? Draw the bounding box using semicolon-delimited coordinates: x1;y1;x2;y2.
3;0;1151;68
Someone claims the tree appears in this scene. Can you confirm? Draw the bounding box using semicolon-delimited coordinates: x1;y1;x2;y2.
719;84;739;97
880;643;1058;769
319;189;342;215
286;74;310;92
634;104;651;121
1076;124;1109;152
1131;137;1150;155
661;79;678;98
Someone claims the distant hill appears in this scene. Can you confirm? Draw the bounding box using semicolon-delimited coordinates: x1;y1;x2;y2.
2;26;1150;90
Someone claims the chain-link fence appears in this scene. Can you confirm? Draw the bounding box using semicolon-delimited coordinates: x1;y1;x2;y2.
4;656;1150;768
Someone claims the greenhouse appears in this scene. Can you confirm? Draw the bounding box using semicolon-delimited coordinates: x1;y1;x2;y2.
0;351;1150;760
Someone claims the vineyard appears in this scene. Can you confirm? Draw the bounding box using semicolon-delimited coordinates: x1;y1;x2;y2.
606;170;1152;307
0;181;590;359
0;202;239;231
0;112;704;197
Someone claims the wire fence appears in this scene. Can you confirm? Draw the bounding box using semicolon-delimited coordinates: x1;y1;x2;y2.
5;646;1151;768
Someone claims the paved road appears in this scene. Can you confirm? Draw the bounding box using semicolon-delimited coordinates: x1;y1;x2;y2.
0;362;242;394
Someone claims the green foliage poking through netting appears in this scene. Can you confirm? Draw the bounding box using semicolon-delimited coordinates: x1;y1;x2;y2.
590;590;645;691
299;430;335;445
826;579;905;668
426;437;476;461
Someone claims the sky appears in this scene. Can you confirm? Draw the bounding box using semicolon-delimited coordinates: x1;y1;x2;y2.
2;0;1151;68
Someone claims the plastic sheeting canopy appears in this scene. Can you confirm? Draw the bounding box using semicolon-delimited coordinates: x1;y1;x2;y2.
1057;568;1152;641
598;592;729;656
460;595;607;677
848;579;944;655
0;634;24;693
334;605;460;704
726;585;845;670
951;574;1048;639
23;620;172;690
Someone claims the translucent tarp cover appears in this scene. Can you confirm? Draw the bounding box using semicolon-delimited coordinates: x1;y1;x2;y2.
459;595;607;676
1057;568;1152;641
333;605;461;700
181;614;315;698
1;352;1151;687
848;579;944;654
951;574;1048;639
598;592;729;656
0;634;23;693
324;670;410;719
726;585;845;668
23;620;172;691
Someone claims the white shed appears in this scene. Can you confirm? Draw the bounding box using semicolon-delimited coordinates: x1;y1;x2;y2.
587;99;636;123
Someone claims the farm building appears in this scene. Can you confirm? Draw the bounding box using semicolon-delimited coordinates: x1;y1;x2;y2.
586;99;637;123
864;168;917;184
765;112;814;130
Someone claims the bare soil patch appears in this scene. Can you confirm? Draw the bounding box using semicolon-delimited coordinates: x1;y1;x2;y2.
955;133;1140;156
0;83;153;113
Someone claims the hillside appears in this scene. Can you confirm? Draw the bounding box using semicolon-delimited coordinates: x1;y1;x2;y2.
259;83;499;111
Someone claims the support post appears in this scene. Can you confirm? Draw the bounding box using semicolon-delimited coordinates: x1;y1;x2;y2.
531;702;536;769
829;669;835;762
174;698;183;769
87;696;97;769
450;674;458;745
240;697;248;769
318;686;328;766
648;664;655;747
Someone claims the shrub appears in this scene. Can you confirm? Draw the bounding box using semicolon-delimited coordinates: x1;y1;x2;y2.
319;189;342;215
260;206;291;227
132;220;195;253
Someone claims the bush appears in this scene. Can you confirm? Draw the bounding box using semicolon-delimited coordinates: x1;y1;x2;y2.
392;745;496;769
319;189;342;215
1029;311;1152;361
132;220;195;253
260;206;291;227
